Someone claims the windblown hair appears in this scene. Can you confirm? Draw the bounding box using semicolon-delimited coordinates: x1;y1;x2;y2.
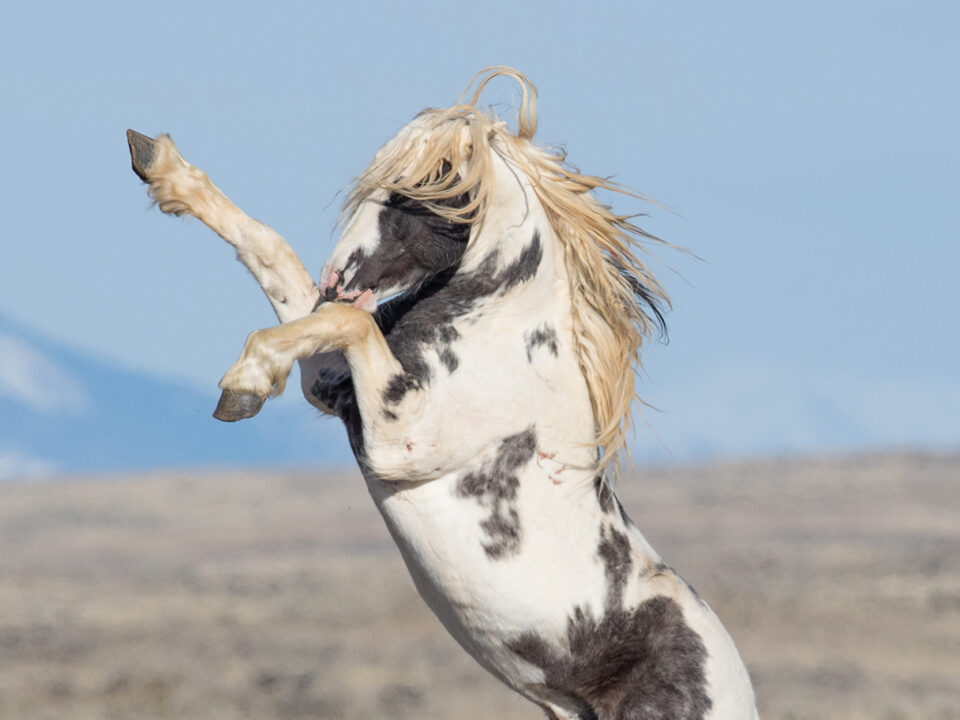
345;67;670;471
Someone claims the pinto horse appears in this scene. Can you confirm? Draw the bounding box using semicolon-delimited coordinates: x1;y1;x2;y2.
126;68;757;720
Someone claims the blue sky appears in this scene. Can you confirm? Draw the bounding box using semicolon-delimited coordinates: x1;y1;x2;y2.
1;1;958;462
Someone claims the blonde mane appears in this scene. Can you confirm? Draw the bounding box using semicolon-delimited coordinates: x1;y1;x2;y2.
345;67;670;472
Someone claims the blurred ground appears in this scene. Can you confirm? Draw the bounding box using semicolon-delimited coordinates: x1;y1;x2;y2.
0;453;957;719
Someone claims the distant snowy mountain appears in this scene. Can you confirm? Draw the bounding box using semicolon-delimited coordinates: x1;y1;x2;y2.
0;313;352;479
2;313;957;479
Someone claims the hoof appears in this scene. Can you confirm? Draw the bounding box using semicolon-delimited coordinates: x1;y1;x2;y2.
213;389;265;422
126;129;157;182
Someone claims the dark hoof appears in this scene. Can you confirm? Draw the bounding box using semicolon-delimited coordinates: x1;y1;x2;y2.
126;129;157;182
213;389;265;422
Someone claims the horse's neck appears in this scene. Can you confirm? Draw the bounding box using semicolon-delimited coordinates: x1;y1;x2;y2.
448;174;599;463
375;162;666;567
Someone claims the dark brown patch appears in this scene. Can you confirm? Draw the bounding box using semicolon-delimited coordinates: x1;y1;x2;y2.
598;526;632;609
383;372;421;405
617;496;634;528
509;598;712;719
456;428;537;559
309;365;353;415
525;323;559;362
377;231;543;404
343;188;471;299
594;475;615;514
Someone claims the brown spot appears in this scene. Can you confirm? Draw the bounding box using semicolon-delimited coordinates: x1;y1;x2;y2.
598;525;632;609
509;597;712;720
594;475;615;514
456;428;537;559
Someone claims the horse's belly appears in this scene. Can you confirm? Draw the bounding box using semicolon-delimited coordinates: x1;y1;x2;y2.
364;471;608;688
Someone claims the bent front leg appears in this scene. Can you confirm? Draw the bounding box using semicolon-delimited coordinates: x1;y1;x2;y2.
214;302;399;419
215;304;458;481
127;130;319;323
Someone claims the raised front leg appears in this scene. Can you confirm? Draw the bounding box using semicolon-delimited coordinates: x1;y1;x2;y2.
127;130;320;322
127;130;347;414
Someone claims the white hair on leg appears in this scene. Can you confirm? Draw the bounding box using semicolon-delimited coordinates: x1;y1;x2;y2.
127;130;346;415
127;130;319;322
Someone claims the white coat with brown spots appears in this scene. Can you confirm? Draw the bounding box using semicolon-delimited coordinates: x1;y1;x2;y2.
126;69;758;720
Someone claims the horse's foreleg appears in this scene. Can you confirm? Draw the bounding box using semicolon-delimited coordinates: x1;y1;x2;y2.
216;302;401;413
127;130;319;323
127;130;345;414
215;303;454;481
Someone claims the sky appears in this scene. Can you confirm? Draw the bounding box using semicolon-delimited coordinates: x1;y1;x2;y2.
1;1;958;462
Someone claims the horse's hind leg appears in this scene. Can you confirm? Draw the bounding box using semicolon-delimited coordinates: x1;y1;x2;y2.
127;130;319;323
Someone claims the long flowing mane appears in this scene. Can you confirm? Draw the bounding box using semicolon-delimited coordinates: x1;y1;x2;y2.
344;67;669;471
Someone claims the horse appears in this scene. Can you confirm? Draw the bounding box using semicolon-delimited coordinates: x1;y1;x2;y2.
126;67;758;720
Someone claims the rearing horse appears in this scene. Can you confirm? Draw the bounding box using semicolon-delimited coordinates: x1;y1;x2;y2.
127;68;757;720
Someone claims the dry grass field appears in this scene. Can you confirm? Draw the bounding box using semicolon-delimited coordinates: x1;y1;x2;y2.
0;453;957;719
